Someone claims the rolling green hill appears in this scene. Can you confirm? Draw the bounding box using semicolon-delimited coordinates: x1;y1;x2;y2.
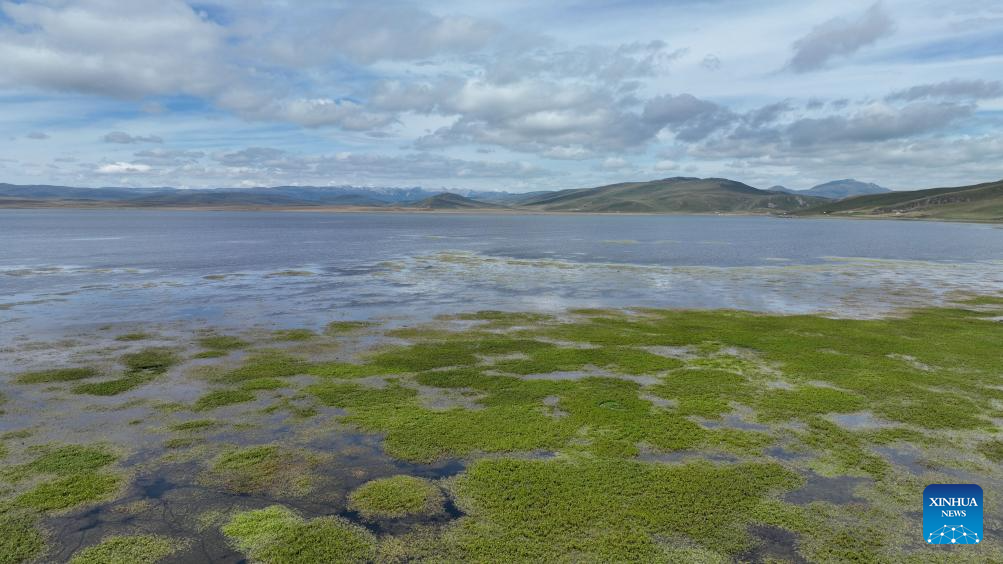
518;177;827;213
800;179;1003;221
409;193;504;209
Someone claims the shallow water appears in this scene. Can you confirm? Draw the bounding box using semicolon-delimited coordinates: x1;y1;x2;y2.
3;210;1003;346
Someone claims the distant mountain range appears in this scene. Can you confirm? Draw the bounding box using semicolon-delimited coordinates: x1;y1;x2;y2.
2;178;1001;221
775;179;891;199
408;193;505;210
517;177;825;213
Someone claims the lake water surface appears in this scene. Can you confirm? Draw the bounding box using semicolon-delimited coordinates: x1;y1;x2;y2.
3;209;1003;343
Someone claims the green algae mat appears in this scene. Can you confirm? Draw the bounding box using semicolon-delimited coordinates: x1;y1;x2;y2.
2;298;1003;562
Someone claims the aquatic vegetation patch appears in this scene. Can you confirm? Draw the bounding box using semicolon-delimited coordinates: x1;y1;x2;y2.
4;444;116;481
307;361;390;379
223;505;376;563
170;419;218;432
0;512;45;564
13;472;121;512
5;303;1003;561
72;375;151;396
218;350;308;383
192;350;228;359
16;367;100;384
163;436;203;449
273;328;316;341
324;320;374;335
978;439;1003;462
114;332;152;342
368;343;481;372
650;369;754;418
193;389;255;411
197;335;248;351
120;347;178;375
799;418;889;479
490;345;682;375
69;534;180;564
755;386;866;422
446;458;801;561
205;445;321;497
348;475;445;519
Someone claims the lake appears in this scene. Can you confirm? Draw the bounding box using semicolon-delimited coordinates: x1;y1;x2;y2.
3;209;1003;344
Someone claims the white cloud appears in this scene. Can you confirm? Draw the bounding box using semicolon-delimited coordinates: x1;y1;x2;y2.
0;0;231;98
97;161;152;173
0;1;999;190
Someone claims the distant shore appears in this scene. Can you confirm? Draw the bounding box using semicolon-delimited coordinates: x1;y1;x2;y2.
1;200;999;223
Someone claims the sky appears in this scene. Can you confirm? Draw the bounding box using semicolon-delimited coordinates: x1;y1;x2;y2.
0;0;1000;192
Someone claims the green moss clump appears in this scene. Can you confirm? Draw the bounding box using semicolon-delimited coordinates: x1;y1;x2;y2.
193;389;255;411
164;437;202;449
193;350;228;359
71;375;150;396
273;329;315;341
756;386;866;422
206;446;318;496
348;475;444;519
14;472;121;512
0;513;45;564
306;361;389;379
115;333;152;342
492;345;682;375
452;310;554;325
324;321;373;335
197;335;248;351
69;535;178;564
16;367;100;384
13;444;117;478
448;458;801;561
170;419;217;432
223;505;376;564
651;369;754;417
368;343;480;372
219;351;308;383
121;348;178;375
978;439;1003;462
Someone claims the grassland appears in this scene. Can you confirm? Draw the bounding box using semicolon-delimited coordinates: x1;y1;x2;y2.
800;179;1003;221
2;298;1003;561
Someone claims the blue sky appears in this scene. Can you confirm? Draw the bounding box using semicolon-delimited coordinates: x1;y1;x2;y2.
0;0;1000;191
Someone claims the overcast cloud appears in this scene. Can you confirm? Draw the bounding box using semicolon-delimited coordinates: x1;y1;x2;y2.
0;0;1000;191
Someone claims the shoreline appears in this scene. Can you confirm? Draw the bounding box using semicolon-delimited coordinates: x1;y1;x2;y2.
0;202;998;223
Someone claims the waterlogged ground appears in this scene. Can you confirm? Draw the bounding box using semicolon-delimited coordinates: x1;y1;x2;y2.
3;298;1003;562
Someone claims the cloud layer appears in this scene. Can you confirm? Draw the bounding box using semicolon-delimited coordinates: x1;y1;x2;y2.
0;0;1000;191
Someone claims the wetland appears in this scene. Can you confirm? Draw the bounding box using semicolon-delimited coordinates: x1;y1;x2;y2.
2;210;1003;562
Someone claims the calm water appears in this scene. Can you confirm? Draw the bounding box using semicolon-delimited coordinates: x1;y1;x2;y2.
3;209;1003;341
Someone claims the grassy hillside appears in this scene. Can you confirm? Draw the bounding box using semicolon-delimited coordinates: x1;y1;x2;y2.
801;179;1003;221
519;177;827;213
409;193;505;210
